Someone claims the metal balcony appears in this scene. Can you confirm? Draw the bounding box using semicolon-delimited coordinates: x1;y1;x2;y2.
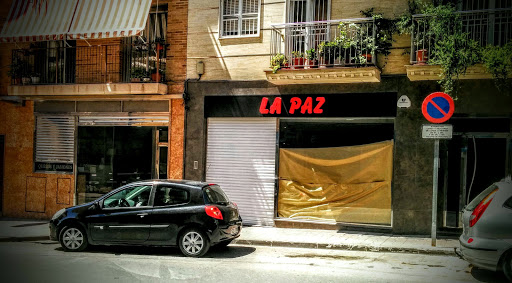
270;18;376;69
410;8;512;64
10;42;167;86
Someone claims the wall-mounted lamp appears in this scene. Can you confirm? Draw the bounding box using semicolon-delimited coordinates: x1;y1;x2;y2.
196;61;204;79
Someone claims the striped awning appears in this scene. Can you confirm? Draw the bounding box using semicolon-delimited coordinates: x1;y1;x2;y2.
0;0;152;43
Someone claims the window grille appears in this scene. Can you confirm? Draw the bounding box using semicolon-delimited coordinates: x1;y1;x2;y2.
35;116;75;164
220;0;261;37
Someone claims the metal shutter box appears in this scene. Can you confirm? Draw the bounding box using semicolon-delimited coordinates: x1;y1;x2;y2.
206;118;277;226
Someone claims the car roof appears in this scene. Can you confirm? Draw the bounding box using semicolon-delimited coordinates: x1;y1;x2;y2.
131;179;211;189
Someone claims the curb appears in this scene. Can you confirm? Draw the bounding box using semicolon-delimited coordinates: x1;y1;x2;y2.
233;239;458;256
0;236;50;242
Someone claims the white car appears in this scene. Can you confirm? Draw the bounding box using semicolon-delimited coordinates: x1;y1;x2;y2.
459;179;512;281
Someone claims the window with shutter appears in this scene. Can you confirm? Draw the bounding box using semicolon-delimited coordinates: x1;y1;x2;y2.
220;0;261;38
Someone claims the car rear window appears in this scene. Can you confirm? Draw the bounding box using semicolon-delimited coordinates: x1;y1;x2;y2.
203;185;230;205
466;183;499;211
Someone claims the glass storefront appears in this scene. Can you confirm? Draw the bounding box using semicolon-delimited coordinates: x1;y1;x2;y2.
278;120;395;225
76;126;167;204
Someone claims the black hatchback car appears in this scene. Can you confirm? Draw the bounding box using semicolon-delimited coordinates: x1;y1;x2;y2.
50;180;242;257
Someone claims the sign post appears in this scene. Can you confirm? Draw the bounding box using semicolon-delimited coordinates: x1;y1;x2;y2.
421;92;454;246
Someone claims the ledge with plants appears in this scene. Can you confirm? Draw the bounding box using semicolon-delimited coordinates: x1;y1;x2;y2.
398;1;512;96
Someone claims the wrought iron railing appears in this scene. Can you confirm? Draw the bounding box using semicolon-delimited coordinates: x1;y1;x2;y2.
10;42;166;85
270;18;376;69
410;8;512;64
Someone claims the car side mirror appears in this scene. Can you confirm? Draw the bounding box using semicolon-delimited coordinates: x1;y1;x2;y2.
89;202;100;211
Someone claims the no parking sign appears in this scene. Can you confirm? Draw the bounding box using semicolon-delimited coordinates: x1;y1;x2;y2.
421;92;454;123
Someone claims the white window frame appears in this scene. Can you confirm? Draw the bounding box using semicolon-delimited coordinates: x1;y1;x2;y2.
219;0;261;38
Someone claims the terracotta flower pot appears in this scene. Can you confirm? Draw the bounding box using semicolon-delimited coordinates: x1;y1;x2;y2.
416;49;428;65
292;58;304;69
306;59;318;69
151;73;162;82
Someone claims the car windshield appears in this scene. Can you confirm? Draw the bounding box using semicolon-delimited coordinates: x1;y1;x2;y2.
466;183;499;211
204;185;230;205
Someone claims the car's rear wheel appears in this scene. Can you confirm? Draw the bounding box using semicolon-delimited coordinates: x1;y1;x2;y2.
59;225;88;252
503;251;512;282
179;228;210;257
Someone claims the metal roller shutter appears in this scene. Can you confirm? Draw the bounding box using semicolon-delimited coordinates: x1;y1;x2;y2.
206;118;277;226
35;116;75;164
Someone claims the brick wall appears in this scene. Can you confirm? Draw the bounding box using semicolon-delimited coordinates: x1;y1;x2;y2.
167;0;188;95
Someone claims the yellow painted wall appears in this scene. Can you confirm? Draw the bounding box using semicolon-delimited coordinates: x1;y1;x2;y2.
187;0;412;80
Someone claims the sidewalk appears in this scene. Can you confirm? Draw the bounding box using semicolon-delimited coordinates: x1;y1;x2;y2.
0;219;459;256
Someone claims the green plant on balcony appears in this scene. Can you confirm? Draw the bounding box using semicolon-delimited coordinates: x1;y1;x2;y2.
270;53;288;73
318;40;342;66
306;48;318;68
291;51;305;68
422;4;481;96
130;67;147;82
482;41;512;93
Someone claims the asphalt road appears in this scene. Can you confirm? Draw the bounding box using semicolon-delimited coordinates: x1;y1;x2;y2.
0;241;508;283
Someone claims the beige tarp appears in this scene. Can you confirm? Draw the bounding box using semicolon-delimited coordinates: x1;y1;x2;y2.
278;140;393;225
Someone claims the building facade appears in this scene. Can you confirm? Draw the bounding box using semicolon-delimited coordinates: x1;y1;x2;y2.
0;0;188;219
184;0;512;234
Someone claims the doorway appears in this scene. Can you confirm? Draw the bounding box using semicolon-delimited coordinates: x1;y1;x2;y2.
441;135;508;228
0;135;4;214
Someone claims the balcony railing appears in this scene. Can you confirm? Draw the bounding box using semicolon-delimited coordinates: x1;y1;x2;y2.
270;18;376;69
10;42;166;86
410;8;512;64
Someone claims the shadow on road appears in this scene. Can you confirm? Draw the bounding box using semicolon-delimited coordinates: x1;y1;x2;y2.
470;266;509;282
54;244;256;259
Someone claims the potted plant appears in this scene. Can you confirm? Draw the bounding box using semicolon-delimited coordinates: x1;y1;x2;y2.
130;67;146;82
7;60;25;85
151;69;165;82
270;53;288;73
306;48;318;68
318;40;341;67
291;51;305;69
30;72;41;84
415;48;428;64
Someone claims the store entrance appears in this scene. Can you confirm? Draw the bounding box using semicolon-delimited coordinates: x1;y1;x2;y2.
441;135;507;228
76;126;168;204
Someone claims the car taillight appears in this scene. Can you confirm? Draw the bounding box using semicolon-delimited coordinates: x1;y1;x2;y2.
469;188;498;227
205;205;223;220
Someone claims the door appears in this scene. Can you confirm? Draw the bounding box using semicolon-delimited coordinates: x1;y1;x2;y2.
287;0;330;57
0;135;4;214
86;184;153;243
206;118;277;226
148;184;192;243
441;135;508;228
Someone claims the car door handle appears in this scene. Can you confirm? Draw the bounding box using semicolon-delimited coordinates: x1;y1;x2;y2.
137;213;148;218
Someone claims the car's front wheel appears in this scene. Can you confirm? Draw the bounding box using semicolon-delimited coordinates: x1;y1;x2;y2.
59;225;88;252
503;251;512;282
179;228;210;257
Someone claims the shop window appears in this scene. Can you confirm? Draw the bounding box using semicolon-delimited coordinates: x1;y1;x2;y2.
277;120;394;225
76;127;153;204
220;0;261;38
